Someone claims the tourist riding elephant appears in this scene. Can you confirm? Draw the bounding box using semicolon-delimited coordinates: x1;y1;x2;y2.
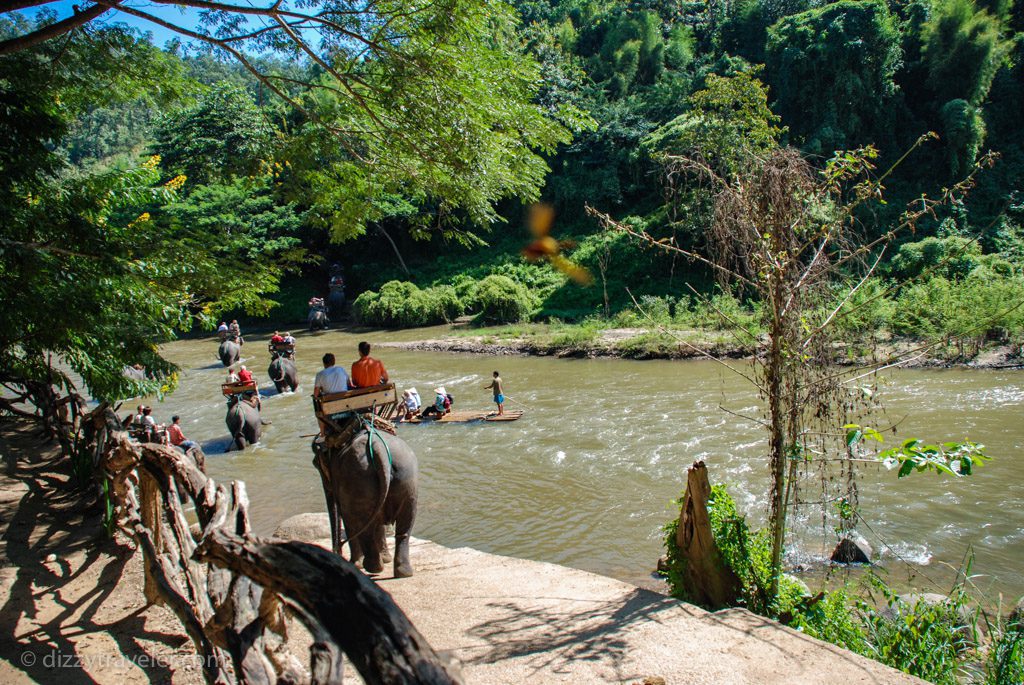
226;397;261;450
308;307;328;331
219;339;240;367
313;417;418;577
267;356;298;393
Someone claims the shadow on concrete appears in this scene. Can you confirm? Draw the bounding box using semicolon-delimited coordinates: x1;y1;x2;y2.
464;586;681;681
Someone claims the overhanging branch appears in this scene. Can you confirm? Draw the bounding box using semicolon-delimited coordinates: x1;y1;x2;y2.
0;1;117;56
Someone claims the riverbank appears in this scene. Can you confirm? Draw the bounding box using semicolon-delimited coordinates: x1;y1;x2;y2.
0;421;924;684
370;321;1024;369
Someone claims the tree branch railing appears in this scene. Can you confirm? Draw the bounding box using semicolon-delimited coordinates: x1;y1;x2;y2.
84;403;460;685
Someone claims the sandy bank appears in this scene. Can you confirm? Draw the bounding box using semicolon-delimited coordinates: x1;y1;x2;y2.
0;421;922;684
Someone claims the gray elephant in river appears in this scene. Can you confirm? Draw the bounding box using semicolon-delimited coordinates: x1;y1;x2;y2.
267;356;298;393
308;307;328;331
219;339;240;367
313;418;418;577
226;397;261;450
328;288;345;319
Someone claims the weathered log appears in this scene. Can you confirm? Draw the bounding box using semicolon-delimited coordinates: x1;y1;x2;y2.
195;530;463;685
93;433;301;685
674;461;742;609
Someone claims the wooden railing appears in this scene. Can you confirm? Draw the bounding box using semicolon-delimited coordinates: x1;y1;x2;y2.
85;404;460;685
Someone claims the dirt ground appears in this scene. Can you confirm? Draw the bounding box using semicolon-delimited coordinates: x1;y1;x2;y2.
0;419;202;685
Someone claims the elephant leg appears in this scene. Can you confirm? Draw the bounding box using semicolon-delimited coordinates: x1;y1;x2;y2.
392;496;417;578
375;524;392;564
344;519;364;567
359;523;384;574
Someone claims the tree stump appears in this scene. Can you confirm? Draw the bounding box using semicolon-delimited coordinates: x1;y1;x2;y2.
674;461;742;609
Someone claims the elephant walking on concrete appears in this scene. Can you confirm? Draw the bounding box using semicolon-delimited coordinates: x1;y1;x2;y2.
268;356;298;393
219;339;241;367
226;396;261;450
313;416;418;577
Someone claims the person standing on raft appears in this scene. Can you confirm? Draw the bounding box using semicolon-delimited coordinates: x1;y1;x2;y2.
484;370;504;416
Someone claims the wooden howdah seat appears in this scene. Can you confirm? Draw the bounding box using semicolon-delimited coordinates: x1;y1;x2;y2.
222;381;258;396
314;383;398;421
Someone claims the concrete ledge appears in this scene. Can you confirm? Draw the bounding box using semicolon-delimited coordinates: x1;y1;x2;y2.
300;531;924;684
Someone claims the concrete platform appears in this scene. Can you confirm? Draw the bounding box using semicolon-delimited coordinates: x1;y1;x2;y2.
285;518;924;684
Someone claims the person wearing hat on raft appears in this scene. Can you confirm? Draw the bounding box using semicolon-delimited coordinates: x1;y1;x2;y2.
398;388;421;422
421;386;451;418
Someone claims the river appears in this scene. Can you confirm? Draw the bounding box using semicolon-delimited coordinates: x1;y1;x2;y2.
148;326;1024;601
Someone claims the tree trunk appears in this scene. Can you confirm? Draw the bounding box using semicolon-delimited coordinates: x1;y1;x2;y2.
674;461;742;609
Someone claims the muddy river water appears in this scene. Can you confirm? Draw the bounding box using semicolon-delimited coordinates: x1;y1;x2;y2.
147;326;1024;600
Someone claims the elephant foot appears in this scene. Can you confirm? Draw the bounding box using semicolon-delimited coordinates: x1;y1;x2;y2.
393;560;414;578
381;544;393;564
363;557;384;574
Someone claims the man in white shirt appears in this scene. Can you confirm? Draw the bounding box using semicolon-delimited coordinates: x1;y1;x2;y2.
314;353;351;396
314;353;351;436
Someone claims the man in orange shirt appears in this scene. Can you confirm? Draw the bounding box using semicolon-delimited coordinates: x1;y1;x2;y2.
350;341;389;388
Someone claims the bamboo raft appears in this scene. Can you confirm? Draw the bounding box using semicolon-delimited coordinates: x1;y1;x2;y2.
404;409;524;424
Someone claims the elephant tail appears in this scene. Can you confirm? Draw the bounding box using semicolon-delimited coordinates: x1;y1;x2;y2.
269;359;285;383
365;419;393;527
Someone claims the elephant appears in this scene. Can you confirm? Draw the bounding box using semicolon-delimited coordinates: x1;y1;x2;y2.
225;397;261;450
308;306;329;331
267;356;298;393
328;288;345;319
219;339;241;367
313;416;418;577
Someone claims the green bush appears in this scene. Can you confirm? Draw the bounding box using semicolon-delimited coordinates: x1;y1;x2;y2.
832;278;896;337
892;272;1024;345
472;275;536;325
982;609;1024;684
858;576;976;684
353;280;463;327
888;236;982;281
636;294;673;323
681;290;761;335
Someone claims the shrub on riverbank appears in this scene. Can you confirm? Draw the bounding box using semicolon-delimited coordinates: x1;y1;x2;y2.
352;281;463;327
472;274;537;325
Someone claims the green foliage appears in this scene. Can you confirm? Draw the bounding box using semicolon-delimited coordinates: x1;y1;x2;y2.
891;271;1024;344
922;0;1009;107
154;85;275;185
788;589;871;655
858;576;976;683
845;422;991;476
981;609;1024;684
645;68;783;175
888;236;984;281
662;483;806;615
831;278;896;337
679;290;761;334
352;281;464;327
765;0;902;154
291;0;573;243
472;275;537;325
940;98;987;178
163;174;306;266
